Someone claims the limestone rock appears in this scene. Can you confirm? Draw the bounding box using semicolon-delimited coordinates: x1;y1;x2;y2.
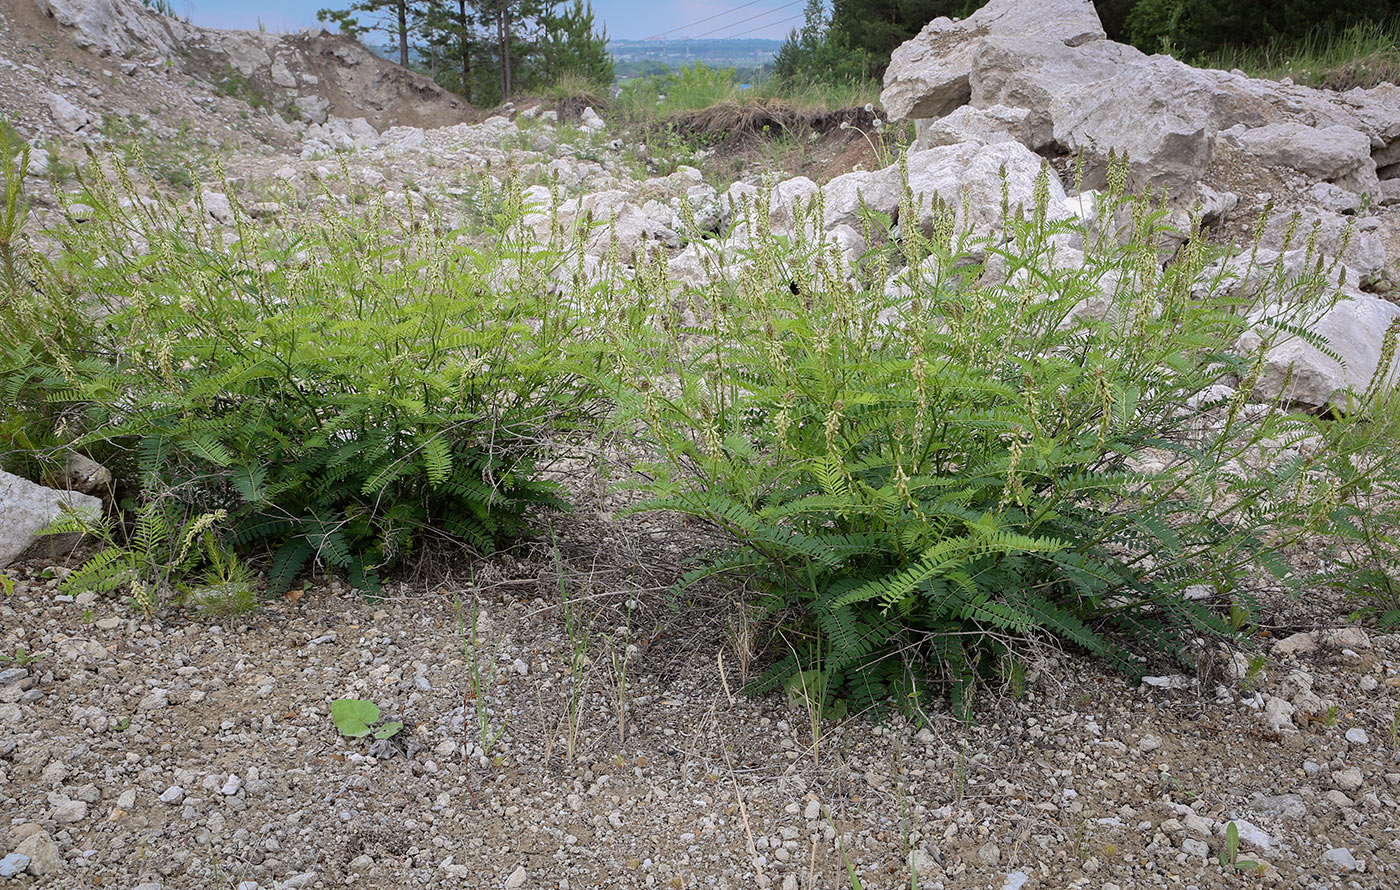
47;93;93;133
36;0;185;61
0;471;103;568
905;140;1069;234
913;104;1033;151
14;831;61;876
1241;292;1400;408
823;168;902;230
1235;122;1373;183
881;0;1106;122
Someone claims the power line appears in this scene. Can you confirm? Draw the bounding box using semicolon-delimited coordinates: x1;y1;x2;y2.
689;1;805;40
696;11;806;42
641;0;793;41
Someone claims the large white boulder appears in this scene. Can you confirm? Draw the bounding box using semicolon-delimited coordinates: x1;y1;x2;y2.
767;177;822;234
881;0;1106;122
823;168;902;229
47;94;93;133
880;0;1400;196
913;104;1034;151
1242;293;1400;408
1259;209;1387;279
1235;122;1374;184
904;141;1070;234
0;471;103;568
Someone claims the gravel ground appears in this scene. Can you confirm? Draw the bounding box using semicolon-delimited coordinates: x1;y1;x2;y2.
5;8;1400;888
3;502;1400;890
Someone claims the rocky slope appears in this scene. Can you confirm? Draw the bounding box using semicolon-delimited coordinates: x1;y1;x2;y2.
5;1;1400;888
1;0;471;157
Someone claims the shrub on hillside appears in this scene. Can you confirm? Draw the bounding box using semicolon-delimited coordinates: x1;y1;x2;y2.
610;163;1365;717
2;159;606;595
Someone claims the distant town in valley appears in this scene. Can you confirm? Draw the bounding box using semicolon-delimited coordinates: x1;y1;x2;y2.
372;38;785;82
608;39;784;78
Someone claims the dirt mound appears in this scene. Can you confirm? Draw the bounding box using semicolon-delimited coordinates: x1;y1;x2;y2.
670;101;881;141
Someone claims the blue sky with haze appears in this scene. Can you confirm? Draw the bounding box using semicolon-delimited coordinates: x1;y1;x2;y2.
181;1;806;41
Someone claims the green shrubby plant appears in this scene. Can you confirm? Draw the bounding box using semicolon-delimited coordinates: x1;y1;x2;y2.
42;500;243;616
608;161;1357;716
1313;349;1400;627
6;157;608;597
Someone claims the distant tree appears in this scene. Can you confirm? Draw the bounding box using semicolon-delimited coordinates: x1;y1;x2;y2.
1118;0;1392;58
318;0;417;66
455;0;476;102
539;0;615;88
773;0;870;83
829;0;985;77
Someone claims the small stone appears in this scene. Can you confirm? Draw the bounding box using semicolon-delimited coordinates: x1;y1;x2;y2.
977;842;1001;866
803;799;821;821
138;689;169;711
505;864;527;888
0;668;27;686
1333;767;1364;792
1182;812;1214;837
912;848;940;877
781;876;798;890
1345;728;1369;745
116;789;137;809
1272;631;1317;656
1324;789;1355;807
1323;847;1358;870
512;659;529;676
1135;734;1162;753
1263;696;1295;732
159;786;184;804
1181;837;1209;859
0;854;30;878
1227;819;1272;850
220;774;242;796
1318;627;1371;650
1142;674;1190;690
236;883;258;890
1246;792;1306;820
414;676;431;691
281;872;317;890
1001;873;1030;890
14;831;60;876
50;797;87;823
40;761;70;785
348;854;373;871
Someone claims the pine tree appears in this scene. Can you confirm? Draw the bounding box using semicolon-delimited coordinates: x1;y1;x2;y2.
318;0;418;66
829;0;985;76
539;0;614;88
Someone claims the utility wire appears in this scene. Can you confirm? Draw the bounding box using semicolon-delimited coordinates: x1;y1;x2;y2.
689;1;804;40
696;12;807;42
640;0;774;40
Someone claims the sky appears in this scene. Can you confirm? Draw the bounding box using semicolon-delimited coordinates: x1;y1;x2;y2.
181;1;807;41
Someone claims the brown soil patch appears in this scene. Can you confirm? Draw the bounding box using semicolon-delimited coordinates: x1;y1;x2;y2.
670;100;880;143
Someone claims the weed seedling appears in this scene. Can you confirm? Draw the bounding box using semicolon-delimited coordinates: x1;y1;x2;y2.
456;592;507;759
0;645;46;666
1218;821;1260;871
330;698;403;741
